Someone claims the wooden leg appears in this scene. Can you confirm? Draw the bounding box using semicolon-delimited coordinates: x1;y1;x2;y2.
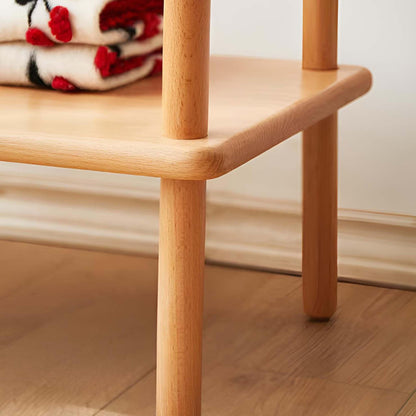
156;179;206;416
302;113;338;319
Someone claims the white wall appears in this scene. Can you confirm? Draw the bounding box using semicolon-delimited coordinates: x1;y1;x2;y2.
209;0;416;216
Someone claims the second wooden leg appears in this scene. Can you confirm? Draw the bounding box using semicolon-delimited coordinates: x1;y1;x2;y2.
156;179;206;416
303;114;338;319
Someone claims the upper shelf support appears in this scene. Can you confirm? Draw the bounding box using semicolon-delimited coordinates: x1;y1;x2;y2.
162;0;212;139
303;0;338;70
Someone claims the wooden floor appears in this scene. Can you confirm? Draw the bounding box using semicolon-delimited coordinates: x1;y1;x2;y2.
0;241;415;416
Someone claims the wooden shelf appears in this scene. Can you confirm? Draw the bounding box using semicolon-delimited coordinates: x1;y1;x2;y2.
0;56;371;180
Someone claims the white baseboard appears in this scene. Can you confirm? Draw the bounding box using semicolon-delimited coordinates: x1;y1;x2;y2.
0;163;415;289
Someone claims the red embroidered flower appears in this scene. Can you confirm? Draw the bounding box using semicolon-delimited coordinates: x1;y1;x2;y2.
49;6;73;43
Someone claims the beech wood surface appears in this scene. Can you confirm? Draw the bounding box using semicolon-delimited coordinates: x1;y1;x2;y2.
302;0;339;319
162;0;211;139
0;58;371;180
303;114;338;318
303;0;338;70
157;179;206;416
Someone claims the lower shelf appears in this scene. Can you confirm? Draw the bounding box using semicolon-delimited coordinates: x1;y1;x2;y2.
0;56;371;179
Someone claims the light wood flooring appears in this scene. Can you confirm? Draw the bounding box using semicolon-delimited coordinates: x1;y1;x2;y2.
0;240;415;416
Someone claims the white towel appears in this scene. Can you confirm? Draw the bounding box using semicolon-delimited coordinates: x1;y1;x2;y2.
0;35;162;91
0;0;163;45
0;0;164;91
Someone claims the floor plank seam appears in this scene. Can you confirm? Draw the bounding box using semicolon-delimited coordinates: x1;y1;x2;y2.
395;389;416;416
92;366;156;416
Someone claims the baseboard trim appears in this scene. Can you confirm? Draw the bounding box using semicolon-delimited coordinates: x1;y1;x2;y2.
1;164;415;289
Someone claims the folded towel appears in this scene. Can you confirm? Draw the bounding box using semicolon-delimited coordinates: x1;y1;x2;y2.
0;0;164;91
0;0;163;46
0;35;163;91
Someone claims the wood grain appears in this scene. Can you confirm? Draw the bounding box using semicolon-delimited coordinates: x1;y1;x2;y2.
0;242;158;416
162;0;211;139
303;0;338;70
159;2;209;413
0;58;371;180
398;393;416;416
329;293;416;393
102;368;408;416
303;114;338;318
302;0;339;319
157;180;206;416
100;258;415;416
0;241;414;415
